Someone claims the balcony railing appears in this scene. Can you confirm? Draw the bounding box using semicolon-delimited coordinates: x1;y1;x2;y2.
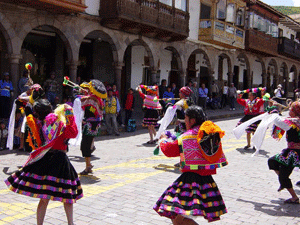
278;37;300;59
99;0;189;41
245;29;278;56
199;19;244;49
0;0;87;13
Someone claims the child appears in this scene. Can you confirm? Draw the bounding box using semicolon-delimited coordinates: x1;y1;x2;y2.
123;88;135;129
268;101;300;204
0;121;8;150
66;96;73;107
137;84;161;144
154;105;228;223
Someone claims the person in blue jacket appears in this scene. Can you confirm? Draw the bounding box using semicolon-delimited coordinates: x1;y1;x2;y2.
0;72;14;119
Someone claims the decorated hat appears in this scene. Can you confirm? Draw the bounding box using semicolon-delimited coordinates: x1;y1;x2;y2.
140;85;158;96
180;86;193;97
290;101;300;117
262;93;271;101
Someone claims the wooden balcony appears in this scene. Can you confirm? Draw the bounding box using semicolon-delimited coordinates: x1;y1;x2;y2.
278;37;300;59
0;0;87;13
99;0;189;42
245;29;278;56
198;19;244;49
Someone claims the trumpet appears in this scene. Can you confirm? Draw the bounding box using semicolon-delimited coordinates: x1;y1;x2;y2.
62;76;88;94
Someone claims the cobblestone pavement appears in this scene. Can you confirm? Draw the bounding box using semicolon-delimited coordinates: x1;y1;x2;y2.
1;112;300;225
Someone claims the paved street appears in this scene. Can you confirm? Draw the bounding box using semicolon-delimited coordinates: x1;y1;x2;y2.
1;112;300;225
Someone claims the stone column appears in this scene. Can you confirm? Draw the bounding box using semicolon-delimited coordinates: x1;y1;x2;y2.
151;69;157;85
227;72;233;85
114;62;124;92
10;54;22;96
68;61;79;82
262;73;267;87
179;69;186;88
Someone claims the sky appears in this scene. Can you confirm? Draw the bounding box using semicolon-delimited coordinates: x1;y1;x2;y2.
261;0;300;6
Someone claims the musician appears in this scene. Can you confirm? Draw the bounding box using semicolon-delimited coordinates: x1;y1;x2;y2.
237;91;265;149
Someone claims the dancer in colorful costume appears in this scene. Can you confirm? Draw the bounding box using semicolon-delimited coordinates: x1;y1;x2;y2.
154;105;228;223
268;101;300;204
236;91;265;149
5;99;82;224
68;78;107;175
137;84;162;144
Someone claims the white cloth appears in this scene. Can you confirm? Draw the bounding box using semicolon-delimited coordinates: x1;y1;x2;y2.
7;100;16;150
69;98;84;146
154;105;178;140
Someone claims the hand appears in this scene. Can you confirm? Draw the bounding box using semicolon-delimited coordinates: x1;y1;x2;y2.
160;134;167;140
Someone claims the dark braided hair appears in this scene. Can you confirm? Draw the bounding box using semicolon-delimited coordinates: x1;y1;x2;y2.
185;105;207;127
33;99;53;121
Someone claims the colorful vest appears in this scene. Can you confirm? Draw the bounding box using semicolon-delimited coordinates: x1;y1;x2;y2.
178;122;228;171
105;97;117;114
143;95;161;109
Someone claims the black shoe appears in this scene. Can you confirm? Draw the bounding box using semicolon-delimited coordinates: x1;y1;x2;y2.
296;181;300;186
115;133;120;136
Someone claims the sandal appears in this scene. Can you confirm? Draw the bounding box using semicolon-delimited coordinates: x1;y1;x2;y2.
284;198;299;204
79;165;93;175
147;140;155;144
244;145;251;149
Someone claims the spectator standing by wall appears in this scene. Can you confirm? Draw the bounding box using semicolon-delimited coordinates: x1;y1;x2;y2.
123;88;135;129
228;83;237;110
191;81;198;105
221;81;229;108
171;82;179;99
274;84;284;104
0;72;14;119
105;88;120;136
211;80;219;97
18;70;29;94
43;71;59;106
0;121;8;150
198;83;208;110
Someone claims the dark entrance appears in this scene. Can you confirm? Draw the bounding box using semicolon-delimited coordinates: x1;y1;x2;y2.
199;66;209;87
233;66;239;88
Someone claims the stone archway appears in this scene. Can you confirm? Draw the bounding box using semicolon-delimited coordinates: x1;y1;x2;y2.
290;65;298;91
266;58;278;93
121;39;155;95
164;46;183;87
236;53;250;90
217;53;232;84
254;56;266;86
78;30;118;85
187;48;212;90
0;22;12;77
279;62;288;96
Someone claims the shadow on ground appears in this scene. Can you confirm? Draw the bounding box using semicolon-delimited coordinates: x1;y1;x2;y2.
237;198;300;217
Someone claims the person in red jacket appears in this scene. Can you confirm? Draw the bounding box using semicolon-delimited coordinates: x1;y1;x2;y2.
5;99;82;225
154;105;228;224
237;91;265;149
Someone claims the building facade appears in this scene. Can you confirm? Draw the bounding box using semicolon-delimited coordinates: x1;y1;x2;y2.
0;0;300;100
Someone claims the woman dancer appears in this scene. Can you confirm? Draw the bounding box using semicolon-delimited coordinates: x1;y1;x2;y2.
154;105;228;224
5;99;82;224
237;91;264;149
137;85;162;144
268;101;300;204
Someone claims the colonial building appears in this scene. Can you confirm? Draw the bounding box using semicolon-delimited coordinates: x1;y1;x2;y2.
0;0;300;100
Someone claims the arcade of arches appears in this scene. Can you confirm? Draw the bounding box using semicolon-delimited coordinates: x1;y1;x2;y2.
1;8;300;101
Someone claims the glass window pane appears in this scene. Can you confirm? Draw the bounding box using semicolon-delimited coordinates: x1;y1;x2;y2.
175;0;187;11
226;3;236;23
217;0;226;19
200;4;211;20
160;0;172;6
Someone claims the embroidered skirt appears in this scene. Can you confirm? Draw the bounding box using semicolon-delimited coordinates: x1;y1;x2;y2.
237;114;261;133
5;150;83;203
153;172;227;222
143;109;159;127
82;121;101;137
275;148;300;168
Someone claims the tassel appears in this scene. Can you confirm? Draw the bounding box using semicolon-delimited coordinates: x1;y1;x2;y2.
153;146;160;155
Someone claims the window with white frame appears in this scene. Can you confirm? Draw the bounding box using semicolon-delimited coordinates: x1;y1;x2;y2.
217;0;226;19
226;3;236;23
